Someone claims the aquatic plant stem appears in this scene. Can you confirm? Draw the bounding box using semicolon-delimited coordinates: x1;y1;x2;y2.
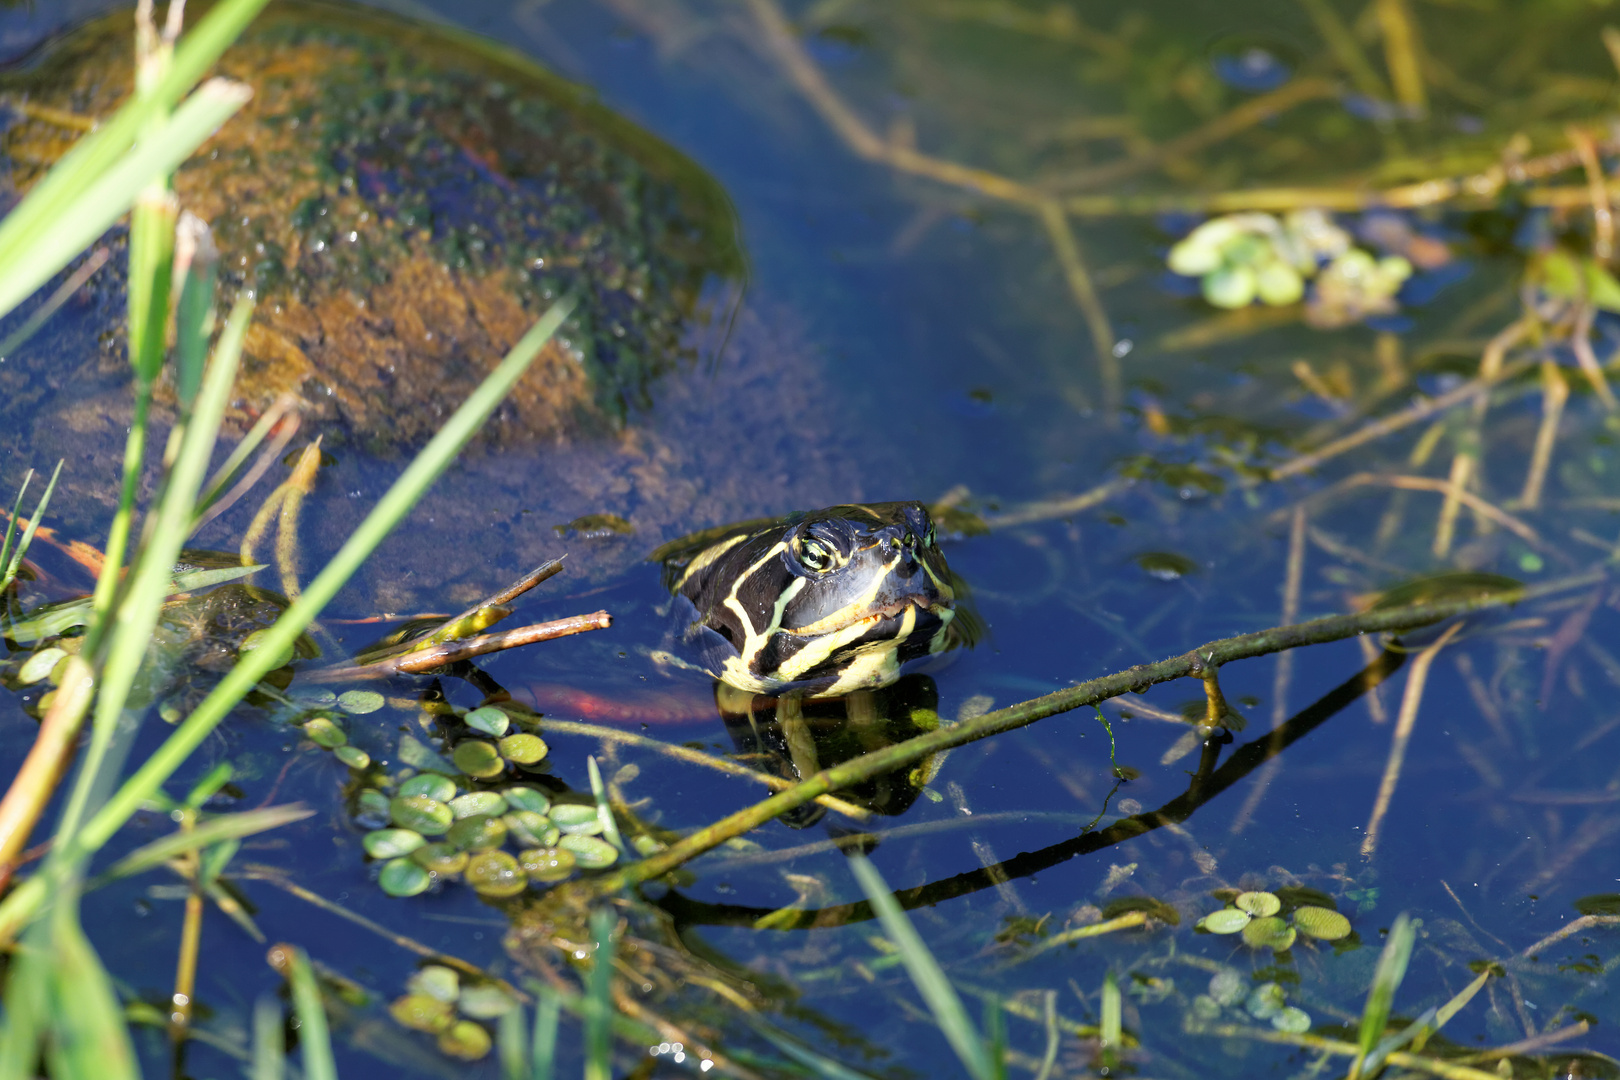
303;611;612;680
594;578;1580;893
1515;360;1568;509
1271;326;1533;480
1037;200;1119;414
1231;505;1307;836
1361;623;1461;858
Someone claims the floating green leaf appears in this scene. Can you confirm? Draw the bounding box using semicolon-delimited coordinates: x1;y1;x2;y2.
503;786;551;814
333;745;370;769
1235;891;1280;917
463;706;511;737
390;992;454;1033
498;733;548;765
447;814;508;852
519;847;577;882
1293;906;1351;941
390;795;452;835
412;842;468;876
449;791;508;819
378;857;431;897
407;965;460;1003
1242;916;1296;951
399;773;457;802
438;1019;493;1061
558;834;618;869
363;828;425;860
338;690;385;715
453;740;506;779
1201;908;1251;934
465;850;527;897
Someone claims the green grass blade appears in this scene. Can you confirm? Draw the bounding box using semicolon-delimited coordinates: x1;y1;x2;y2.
983;995;1007;1080
53;294;250;845
0;931;50;1080
253;995;285;1080
530;985;560;1080
43;895;139;1080
0;80;251;320
2;461;63;588
89;804;312;886
747;1017;880;1080
126;189;177;384
286;946;338;1080
847;854;994;1080
1098;972;1122;1075
498;1002;528;1080
0;298;574;938
1352;912;1415;1080
586;755;627;854
0;0;270;276
0;467;30;587
584;908;615;1080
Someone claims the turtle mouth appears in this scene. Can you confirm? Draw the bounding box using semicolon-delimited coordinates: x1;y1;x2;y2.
785;594;943;638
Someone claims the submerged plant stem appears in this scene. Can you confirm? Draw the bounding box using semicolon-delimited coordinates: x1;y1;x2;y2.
1361;624;1461;858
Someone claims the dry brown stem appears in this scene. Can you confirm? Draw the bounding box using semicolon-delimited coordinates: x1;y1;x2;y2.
0;656;96;886
1361;623;1460;858
303;611;613;681
1515;360;1569;509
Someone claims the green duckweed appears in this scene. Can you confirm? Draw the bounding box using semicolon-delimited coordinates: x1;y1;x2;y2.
550;803;600;833
390;794;453;835
1245;982;1285;1021
1201;908;1251;934
378;857;432;897
558;833;617;869
1293;905;1351;941
411;842;469;876
389;992;455;1033
503;786;551;814
457;985;516;1019
399;773;458;802
504;810;557;848
301;716;347;748
446;814;508;851
1242;916;1297;951
517;846;576;882
448;791;508;819
465;850;527;897
16;647;66;685
497;733;548;765
334;745;371;769
1208;969;1244;1007
363;828;425;859
338;689;386;714
408;965;459;1003
452;739;506;779
356;788;391;821
1271;1006;1312;1033
1235;891;1281;917
463;706;510;737
437;1019;492;1061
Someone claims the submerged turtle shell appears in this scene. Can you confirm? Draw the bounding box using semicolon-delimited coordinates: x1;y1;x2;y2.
0;0;741;449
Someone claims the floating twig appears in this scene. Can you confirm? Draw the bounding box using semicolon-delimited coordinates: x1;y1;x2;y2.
1038;199;1120;413
303;611;612;681
1375;0;1429;114
593;576;1592;894
1568;302;1618;412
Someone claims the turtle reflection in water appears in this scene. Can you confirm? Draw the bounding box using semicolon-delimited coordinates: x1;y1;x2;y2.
652;501;975;825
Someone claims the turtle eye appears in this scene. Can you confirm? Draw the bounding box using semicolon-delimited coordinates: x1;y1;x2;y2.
794;536;834;573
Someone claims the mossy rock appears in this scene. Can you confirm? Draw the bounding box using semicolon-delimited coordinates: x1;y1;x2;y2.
0;0;741;450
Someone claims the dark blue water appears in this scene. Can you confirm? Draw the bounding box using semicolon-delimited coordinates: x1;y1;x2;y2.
3;1;1619;1077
